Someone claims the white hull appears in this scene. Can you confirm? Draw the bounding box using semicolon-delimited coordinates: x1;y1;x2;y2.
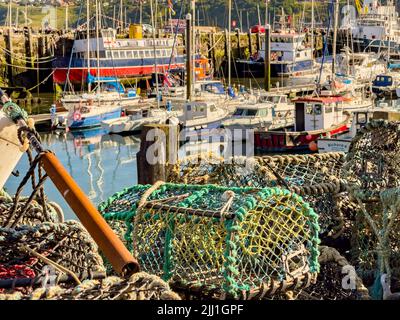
317;138;352;153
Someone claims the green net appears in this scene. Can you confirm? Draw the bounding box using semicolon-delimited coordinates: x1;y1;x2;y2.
99;182;320;299
167;152;349;247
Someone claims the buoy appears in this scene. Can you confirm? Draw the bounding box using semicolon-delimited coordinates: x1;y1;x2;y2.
305;134;313;141
309;141;318;152
73;111;82;121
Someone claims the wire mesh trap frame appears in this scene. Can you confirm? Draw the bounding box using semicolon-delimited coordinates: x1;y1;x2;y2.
167;152;349;247
167;152;346;195
99;182;320;299
342;120;400;298
0;272;181;301
0;221;106;294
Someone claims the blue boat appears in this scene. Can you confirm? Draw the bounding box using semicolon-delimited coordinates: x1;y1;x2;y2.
68;104;122;130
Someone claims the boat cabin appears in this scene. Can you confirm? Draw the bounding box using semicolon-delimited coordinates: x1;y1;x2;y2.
372;74;395;88
232;104;271;119
257;93;288;105
293;96;346;131
182;101;219;122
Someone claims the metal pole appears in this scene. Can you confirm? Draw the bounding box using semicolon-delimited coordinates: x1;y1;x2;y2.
228;0;231;87
186;13;192;101
87;0;91;92
264;24;270;91
332;0;339;76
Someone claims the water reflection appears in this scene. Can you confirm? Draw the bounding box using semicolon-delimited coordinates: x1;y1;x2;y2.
5;128;140;220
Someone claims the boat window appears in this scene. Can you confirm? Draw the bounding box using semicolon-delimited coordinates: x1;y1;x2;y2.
357;113;367;124
325;105;333;113
145;51;150;58
210;105;217;112
156;50;161;56
113;51;119;59
233;108;245;116
186;105;191;111
246;109;258;116
126;51;133;58
281;96;287;103
268;96;280;103
258;108;268;117
120;51;126;58
306;104;313;114
314;104;322;115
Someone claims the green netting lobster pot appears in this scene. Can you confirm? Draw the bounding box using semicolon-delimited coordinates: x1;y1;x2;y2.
99;183;320;299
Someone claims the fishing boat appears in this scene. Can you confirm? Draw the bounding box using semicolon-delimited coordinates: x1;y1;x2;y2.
180;101;230;131
372;72;400;97
220;93;294;138
254;96;351;152
318;108;400;153
53;27;185;85
101;106;180;134
351;0;400;53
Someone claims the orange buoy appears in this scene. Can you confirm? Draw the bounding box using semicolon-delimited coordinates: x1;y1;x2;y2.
309;141;318;152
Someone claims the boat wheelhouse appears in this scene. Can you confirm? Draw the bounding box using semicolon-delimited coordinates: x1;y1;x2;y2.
53;28;185;85
261;32;314;77
254;96;350;152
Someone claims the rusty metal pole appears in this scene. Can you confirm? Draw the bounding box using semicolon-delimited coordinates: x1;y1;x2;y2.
40;152;139;275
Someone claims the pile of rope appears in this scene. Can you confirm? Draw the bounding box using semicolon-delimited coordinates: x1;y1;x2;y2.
0;273;180;300
99;182;320;299
0;191;63;227
292;246;371;300
0;221;106;294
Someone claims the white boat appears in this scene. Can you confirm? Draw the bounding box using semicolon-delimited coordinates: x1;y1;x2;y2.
221;93;294;134
317;108;400;153
180;100;230;131
66;101;122;130
336;48;386;83
101;107;181;134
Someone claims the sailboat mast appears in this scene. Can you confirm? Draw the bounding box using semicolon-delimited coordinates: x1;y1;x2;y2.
192;0;196;93
332;0;339;76
228;0;231;87
150;0;160;108
311;0;314;70
95;0;100;91
87;0;91;92
265;0;268;25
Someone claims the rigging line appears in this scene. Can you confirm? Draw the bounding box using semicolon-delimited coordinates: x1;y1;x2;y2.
64;1;84;93
27;69;55;92
167;0;184;71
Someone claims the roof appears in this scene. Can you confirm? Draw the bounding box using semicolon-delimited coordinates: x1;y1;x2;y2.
292;96;347;103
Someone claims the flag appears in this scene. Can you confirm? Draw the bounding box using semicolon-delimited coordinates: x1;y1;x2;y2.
167;0;176;15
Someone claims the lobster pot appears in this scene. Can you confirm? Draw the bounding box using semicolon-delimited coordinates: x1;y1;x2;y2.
100;183;320;299
0;110;23;190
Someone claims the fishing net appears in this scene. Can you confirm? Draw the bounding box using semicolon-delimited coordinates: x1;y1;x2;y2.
168;153;346;194
99;182;320;299
168;152;350;247
342;120;400;298
0;273;181;300
0;221;106;294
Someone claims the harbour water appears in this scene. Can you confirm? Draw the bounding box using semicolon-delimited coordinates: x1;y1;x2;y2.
4;130;140;220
